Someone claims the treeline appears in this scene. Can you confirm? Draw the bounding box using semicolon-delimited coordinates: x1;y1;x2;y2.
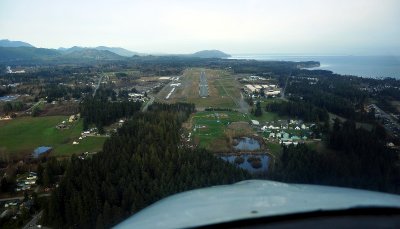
2;101;26;114
0;66;97;84
147;102;195;123
37;157;67;187
375;87;400;114
39;84;93;102
265;100;329;123
205;107;233;112
94;88;117;101
0;86;11;96
287;69;370;121
271;119;399;193
80;98;142;131
43;103;249;228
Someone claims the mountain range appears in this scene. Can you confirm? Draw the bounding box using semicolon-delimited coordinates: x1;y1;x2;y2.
0;39;231;62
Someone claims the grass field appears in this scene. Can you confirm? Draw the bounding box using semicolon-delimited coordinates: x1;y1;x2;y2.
265;142;282;157
191;111;249;151
249;111;281;122
0;116;106;158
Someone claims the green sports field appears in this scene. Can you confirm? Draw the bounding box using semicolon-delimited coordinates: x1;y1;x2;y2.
0;116;106;158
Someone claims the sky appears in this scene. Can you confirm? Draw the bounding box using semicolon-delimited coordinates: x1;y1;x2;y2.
0;0;399;55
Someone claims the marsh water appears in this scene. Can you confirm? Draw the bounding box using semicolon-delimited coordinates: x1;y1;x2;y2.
220;154;269;174
233;137;261;151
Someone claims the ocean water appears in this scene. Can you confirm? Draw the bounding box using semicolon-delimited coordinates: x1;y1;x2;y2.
230;55;400;79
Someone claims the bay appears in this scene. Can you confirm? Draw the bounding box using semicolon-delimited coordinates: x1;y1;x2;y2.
230;54;400;79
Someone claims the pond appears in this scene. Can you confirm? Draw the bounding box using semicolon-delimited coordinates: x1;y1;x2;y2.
220;154;269;174
0;95;19;102
233;137;261;151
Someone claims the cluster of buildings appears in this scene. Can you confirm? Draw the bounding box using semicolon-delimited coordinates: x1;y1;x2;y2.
128;92;147;102
0;191;37;223
73;128;99;145
257;120;315;145
56;114;80;129
240;75;281;97
6;66;25;74
244;84;280;95
1;83;20;88
291;76;318;85
159;76;180;81
15;172;37;192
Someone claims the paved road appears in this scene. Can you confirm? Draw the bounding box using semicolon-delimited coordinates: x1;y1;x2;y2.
25;100;45;112
22;211;43;229
0;193;50;203
0;196;24;202
215;77;249;113
281;75;290;99
142;95;155;112
238;92;250;114
92;73;105;97
371;104;400;135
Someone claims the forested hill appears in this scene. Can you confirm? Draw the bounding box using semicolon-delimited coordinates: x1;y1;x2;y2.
0;46;61;62
0;39;34;47
43;103;249;228
190;50;231;58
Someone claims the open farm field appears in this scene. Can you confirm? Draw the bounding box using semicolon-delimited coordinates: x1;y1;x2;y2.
0;116;106;158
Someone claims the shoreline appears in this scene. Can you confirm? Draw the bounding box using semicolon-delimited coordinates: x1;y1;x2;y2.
229;55;400;79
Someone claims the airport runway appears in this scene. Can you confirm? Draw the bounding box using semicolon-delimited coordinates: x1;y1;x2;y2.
199;71;208;98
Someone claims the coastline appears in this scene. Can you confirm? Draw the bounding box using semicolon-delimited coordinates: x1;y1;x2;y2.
229;55;400;79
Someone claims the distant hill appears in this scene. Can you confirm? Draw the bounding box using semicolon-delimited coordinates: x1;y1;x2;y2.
94;46;139;57
61;48;124;60
190;50;231;58
59;46;84;53
0;39;34;48
0;46;60;62
59;46;139;57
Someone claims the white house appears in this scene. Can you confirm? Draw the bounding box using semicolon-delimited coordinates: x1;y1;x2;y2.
268;125;280;130
269;133;276;138
265;90;281;96
128;93;143;98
